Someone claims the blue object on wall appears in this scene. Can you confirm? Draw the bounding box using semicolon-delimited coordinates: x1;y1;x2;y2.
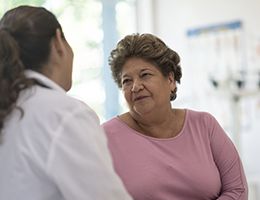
187;20;242;37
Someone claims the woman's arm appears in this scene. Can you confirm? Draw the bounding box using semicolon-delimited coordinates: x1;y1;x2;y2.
209;115;248;200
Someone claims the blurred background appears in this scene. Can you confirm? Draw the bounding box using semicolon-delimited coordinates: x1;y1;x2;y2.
1;0;259;199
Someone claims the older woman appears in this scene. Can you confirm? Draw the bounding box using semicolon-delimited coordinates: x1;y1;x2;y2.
102;33;248;200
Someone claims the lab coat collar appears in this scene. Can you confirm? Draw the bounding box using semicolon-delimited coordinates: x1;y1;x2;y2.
24;70;66;93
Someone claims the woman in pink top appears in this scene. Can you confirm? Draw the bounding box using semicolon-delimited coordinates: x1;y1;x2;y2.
102;33;248;200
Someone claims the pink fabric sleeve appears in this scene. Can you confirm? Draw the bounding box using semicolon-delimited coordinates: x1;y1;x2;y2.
209;115;248;200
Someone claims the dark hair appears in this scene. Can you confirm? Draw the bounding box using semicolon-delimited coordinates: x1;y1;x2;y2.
0;5;64;136
108;33;182;101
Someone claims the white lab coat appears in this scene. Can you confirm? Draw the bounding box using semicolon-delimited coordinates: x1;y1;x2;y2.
0;70;132;200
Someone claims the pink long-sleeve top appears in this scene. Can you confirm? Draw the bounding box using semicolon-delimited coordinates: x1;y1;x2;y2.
102;109;248;200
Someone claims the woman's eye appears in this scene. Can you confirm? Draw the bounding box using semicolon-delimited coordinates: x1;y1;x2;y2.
122;79;130;85
141;73;151;77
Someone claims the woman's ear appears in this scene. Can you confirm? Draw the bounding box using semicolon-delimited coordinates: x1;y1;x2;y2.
168;72;176;90
53;28;65;57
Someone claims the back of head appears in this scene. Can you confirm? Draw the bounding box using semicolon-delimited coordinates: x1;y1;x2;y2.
0;5;64;138
0;5;64;70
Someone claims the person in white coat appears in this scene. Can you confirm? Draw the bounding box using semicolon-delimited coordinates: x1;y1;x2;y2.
0;5;132;200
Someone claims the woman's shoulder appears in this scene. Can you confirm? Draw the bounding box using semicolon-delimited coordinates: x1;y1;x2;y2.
102;116;123;130
186;109;215;122
102;113;131;135
20;86;97;123
184;109;220;133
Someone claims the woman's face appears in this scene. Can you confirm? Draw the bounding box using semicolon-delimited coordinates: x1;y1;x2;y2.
120;57;176;116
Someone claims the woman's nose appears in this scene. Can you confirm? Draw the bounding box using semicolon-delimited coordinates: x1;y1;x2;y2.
131;80;144;92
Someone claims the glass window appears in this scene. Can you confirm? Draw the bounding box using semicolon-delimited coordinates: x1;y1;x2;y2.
0;0;137;121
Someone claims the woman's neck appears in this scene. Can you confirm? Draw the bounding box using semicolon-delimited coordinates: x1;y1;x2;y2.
121;108;185;139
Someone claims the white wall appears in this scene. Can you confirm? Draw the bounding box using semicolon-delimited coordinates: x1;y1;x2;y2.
154;0;260;50
136;0;260;199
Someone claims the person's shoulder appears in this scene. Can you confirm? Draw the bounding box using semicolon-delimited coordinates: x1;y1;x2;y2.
185;109;221;140
44;87;86;107
186;109;219;130
102;117;120;129
187;109;215;121
23;86;94;117
38;87;77;104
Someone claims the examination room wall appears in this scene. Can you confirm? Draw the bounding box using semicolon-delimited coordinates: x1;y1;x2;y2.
136;0;260;199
